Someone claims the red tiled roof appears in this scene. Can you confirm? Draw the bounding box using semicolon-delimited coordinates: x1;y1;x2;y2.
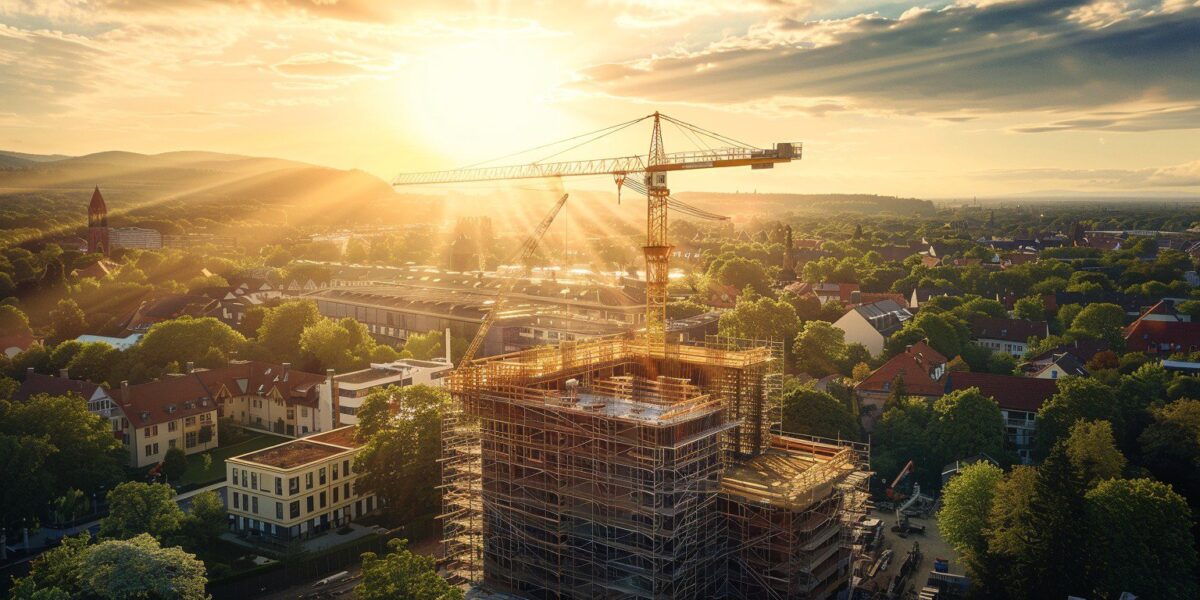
970;317;1047;344
13;373;103;402
1124;319;1200;354
0;332;37;355
118;361;327;427
944;372;1058;412
856;341;948;396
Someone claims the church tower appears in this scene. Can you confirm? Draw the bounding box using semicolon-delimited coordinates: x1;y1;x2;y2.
88;186;109;255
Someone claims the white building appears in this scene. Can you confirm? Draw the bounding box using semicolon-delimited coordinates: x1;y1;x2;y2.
333;359;453;424
109;227;163;249
832;299;912;357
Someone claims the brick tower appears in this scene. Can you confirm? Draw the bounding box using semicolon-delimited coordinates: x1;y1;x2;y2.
88;186;109;256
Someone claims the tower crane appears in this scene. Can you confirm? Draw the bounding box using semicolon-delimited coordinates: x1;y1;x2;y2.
394;112;800;355
458;193;569;368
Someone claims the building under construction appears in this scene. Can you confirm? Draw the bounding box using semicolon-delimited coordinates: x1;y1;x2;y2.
442;336;871;600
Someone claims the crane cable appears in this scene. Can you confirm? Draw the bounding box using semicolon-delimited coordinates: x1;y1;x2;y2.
456;115;653;171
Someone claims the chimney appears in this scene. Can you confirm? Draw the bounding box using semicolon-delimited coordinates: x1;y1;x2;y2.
186;361;195;374
327;368;339;428
282;362;291;381
120;380;130;404
906;344;913;353
850;290;861;304
25;367;34;378
444;328;452;364
59;368;69;379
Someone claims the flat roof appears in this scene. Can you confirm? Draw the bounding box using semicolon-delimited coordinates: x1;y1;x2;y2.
232;426;359;469
235;440;346;469
336;367;407;384
721;440;859;510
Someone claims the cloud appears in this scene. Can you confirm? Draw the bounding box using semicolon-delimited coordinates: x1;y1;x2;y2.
576;1;1200;130
272;50;401;78
982;159;1200;188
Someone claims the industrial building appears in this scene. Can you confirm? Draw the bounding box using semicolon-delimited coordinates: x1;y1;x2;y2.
441;335;871;599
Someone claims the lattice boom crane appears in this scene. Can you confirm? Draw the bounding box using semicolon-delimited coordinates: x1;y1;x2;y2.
394;112;801;354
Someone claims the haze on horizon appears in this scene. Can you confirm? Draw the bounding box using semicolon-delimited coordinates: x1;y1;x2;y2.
1;0;1198;198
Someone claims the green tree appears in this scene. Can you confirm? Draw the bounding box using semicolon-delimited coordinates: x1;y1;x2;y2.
162;447;188;483
1013;295;1045;321
48;299;87;344
780;386;859;440
81;534;208;600
1034;377;1121;460
99;482;185;541
931;388;1005;469
137;317;245;373
180;490;226;553
1084;478;1198;599
1063;420;1125;487
707;256;772;296
1024;444;1088;598
354;386;453;522
1069;302;1126;345
1137;399;1200;506
299;319;355;372
666;299;708;320
0;304;31;336
791;320;846;377
979;465;1038;596
937;461;1004;564
0;393;125;498
719;294;800;343
871;397;936;490
0;435;55;558
356;538;462;600
8;533;92;598
256;300;322;362
985;351;1016;375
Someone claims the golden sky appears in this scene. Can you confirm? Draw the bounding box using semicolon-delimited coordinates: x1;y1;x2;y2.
1;0;1198;197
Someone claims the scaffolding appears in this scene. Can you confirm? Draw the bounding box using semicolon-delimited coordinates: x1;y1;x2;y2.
442;334;870;599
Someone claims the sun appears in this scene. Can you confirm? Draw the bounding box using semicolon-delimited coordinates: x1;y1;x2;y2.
398;39;575;166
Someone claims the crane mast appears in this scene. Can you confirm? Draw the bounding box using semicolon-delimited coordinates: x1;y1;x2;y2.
393;112;801;355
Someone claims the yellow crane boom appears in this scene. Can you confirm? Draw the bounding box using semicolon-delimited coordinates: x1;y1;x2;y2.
458;193;569;368
395;112;800;355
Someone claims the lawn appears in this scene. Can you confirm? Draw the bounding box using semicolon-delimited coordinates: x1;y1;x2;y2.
179;433;289;486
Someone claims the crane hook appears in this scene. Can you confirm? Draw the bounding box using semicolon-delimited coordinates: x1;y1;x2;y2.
614;173;626;205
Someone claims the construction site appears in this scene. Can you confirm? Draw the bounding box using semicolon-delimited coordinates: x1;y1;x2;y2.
393;113;873;599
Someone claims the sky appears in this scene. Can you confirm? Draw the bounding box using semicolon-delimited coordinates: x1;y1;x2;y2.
1;0;1198;198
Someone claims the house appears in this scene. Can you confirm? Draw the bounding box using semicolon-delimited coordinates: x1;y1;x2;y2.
333;359;453;424
969;317;1048;357
944;372;1058;464
72;259;118;280
1023;338;1110;365
225;426;378;541
1124;315;1200;355
784;282;860;305
1026;353;1088;380
114;377;220;469
14;369;121;430
701;281;739;309
909;287;953;309
200;361;337;436
124;294;220;333
853;341;947;430
832;299;912;357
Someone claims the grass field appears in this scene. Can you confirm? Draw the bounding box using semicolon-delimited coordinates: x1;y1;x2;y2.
180;433;289;486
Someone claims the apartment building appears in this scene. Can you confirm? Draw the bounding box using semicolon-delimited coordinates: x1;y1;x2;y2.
943;372;1058;464
202;361;337;436
114;377;220;469
333;359;452;424
225;427;378;541
970;317;1048;358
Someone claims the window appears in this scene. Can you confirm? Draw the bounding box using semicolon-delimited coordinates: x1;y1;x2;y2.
290;501;300;519
333;487;339;503
275;477;283;495
251;473;258;490
319;491;326;509
343;459;350;475
144;444;153;457
305;473;313;490
287;409;295;420
301;407;308;417
332;464;339;480
185;416;196;426
168;439;176;449
233;493;240;509
168;421;178;432
319;468;326;485
344;482;350;499
276;502;283;519
251;497;258;514
289;477;300;495
307;496;314;512
152;443;159;455
185;431;197;448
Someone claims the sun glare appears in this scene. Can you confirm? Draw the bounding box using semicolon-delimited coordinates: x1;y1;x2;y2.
400;40;573;164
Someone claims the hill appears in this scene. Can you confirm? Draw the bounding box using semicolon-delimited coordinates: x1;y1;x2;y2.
674;192;936;217
0;149;442;248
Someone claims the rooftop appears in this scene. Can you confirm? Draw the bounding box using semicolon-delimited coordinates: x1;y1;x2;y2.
235;440;346;469
305;426;362;449
721;436;862;511
944;371;1058;413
